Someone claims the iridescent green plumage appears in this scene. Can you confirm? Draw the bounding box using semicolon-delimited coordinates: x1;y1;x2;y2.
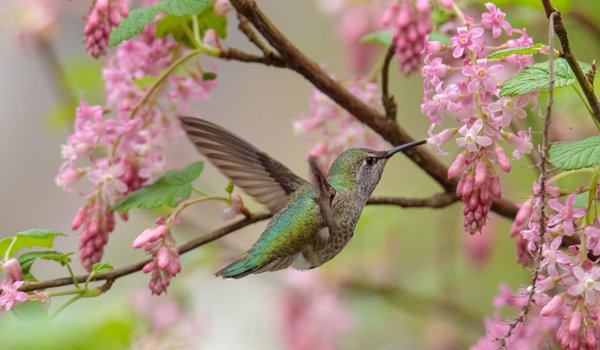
179;117;426;278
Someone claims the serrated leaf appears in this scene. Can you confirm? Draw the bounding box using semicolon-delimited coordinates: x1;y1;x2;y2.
110;0;213;48
549;136;600;170
0;230;66;258
113;161;204;211
92;262;114;274
156;0;212;16
427;32;451;45
18;251;73;275
11;301;48;324
488;43;544;59
361;30;392;47
109;6;160;47
225;181;234;194
499;58;592;97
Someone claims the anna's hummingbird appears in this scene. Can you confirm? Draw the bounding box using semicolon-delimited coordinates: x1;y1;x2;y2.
179;117;426;278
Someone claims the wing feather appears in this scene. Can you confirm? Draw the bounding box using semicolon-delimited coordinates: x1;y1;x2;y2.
180;117;308;213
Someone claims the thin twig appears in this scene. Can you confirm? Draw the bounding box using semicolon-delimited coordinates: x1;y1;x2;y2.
381;43;398;121
237;13;273;56
16;194;460;293
541;0;600;125
219;47;286;67
496;11;556;349
227;0;518;218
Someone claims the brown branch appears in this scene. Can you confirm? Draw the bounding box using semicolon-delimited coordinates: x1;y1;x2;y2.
381;43;397;121
17;195;461;293
367;192;457;208
496;11;556;348
219;47;286;67
237;13;273;56
227;0;518;219
541;0;600;123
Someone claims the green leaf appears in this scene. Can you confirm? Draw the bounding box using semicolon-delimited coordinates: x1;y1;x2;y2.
488;43;544;59
18;251;73;275
0;230;66;258
109;6;161;47
92;262;114;274
11;301;48;324
109;0;213;48
360;30;392;47
499;58;592;97
549;136;600;170
225;181;234;194
113;161;204;211
156;8;227;49
574;191;590;208
427;32;451;46
156;0;212;16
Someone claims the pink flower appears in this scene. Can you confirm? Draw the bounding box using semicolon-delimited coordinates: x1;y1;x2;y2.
481;2;512;38
427;125;456;156
421;82;461;123
456;120;493;152
0;280;29;312
83;0;129;58
462;59;503;93
567;266;600;304
487;97;527;128
134;225;181;295
540;237;571;276
213;0;232;16
450;26;484;58
548;194;585;236
2;259;23;283
507;130;532;159
222;193;246;220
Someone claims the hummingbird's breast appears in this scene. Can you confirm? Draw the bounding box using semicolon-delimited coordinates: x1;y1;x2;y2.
297;188;367;269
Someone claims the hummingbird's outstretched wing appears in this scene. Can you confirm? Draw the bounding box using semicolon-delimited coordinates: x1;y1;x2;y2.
179;117;309;213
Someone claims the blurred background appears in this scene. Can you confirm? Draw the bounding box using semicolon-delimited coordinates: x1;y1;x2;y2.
1;0;600;349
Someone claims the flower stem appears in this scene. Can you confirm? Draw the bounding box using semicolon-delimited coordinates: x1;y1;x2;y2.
166;195;231;225
66;264;80;290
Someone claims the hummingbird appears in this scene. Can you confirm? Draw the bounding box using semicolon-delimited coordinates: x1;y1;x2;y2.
179;116;426;279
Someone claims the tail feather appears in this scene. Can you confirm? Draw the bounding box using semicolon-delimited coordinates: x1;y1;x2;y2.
215;258;260;279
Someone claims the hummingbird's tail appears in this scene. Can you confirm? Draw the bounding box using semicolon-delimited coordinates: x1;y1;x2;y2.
215;257;260;279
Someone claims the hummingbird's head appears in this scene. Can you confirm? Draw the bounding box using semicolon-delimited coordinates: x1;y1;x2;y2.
327;140;427;193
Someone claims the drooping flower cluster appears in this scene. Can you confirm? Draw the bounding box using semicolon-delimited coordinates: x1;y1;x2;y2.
133;225;182;295
422;3;536;234
280;271;354;350
294;82;386;169
476;180;600;349
381;0;432;75
57;25;217;271
83;0;129;58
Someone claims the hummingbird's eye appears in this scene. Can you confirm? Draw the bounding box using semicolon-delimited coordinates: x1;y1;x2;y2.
365;156;375;166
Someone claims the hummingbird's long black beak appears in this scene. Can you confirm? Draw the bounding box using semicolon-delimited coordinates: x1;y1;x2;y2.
384;139;427;158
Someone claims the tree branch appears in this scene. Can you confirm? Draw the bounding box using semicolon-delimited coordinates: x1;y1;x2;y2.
541;0;600;123
227;0;518;219
381;43;397;121
17;194;462;293
219;47;286;67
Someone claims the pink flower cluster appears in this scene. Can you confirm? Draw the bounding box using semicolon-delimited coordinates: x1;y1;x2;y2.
382;0;432;75
280;271;354;350
83;0;128;58
478;181;600;348
294;82;386;169
422;3;536;234
472;284;561;349
57;25;217;271
0;259;28;312
133;225;182;295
